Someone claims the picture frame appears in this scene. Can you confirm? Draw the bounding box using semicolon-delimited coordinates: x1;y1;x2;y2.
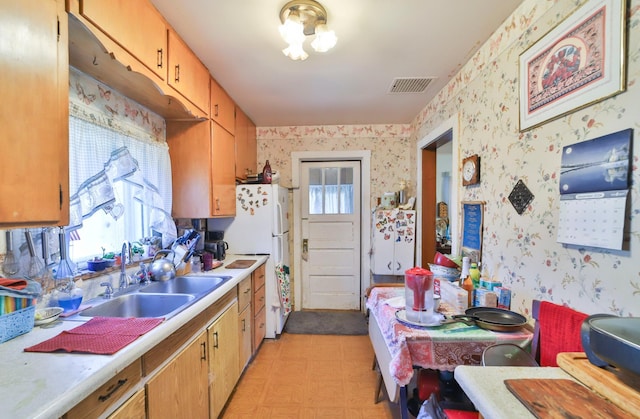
518;0;627;131
461;201;484;263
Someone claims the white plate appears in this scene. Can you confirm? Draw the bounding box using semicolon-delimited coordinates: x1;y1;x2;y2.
34;307;63;326
395;309;445;327
384;296;406;309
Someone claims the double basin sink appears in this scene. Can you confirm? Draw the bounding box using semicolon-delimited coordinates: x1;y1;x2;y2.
79;275;232;319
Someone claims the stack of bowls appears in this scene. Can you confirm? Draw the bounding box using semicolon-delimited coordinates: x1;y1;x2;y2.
428;252;461;281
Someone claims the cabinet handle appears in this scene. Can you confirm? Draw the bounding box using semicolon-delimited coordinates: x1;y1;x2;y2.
215;198;220;211
397;262;401;271
98;378;127;402
157;48;163;68
214;104;219;117
387;261;392;271
174;64;180;82
213;331;219;348
242;319;246;332
200;341;207;361
244;287;251;294
259;296;264;303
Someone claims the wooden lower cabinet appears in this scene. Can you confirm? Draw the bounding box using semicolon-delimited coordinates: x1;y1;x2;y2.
239;302;252;372
146;330;209;418
252;263;267;352
209;301;240;418
108;388;145;419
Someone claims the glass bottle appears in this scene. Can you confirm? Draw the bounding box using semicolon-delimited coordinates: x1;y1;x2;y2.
262;160;272;184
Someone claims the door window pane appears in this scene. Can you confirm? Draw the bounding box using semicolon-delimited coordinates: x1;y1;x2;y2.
308;166;354;215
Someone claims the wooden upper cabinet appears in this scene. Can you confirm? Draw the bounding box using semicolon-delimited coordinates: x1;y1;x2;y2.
78;0;167;80
0;0;69;227
211;121;237;217
210;78;235;134
168;29;210;116
235;107;257;181
167;120;235;218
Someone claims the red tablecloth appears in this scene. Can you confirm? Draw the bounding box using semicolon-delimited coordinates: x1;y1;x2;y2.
367;287;533;386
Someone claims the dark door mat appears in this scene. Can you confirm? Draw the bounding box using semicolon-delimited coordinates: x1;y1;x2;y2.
284;310;368;335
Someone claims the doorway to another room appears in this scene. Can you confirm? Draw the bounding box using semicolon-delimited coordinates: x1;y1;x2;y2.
417;115;459;267
292;151;371;311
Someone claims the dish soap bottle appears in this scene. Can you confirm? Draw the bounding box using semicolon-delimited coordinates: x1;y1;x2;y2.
262;160;272;184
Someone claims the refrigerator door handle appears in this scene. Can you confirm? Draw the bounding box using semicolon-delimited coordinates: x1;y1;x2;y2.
275;201;284;235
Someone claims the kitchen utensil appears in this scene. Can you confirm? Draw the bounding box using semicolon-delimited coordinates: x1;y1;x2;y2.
225;259;256;269
580;313;616;368
2;231;20;276
24;231;45;280
584;316;640;376
505;378;629;418
149;250;176;281
404;266;435;324
443;307;527;332
213;240;227;260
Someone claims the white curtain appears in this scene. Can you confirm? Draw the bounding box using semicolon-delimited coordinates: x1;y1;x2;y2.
68;116;176;247
309;185;354;214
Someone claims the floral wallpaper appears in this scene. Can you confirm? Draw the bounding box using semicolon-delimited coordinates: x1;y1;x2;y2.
256;124;414;207
257;0;640;318
412;0;639;318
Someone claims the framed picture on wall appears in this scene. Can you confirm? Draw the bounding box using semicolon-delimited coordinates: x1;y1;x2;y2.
518;0;627;131
461;201;484;263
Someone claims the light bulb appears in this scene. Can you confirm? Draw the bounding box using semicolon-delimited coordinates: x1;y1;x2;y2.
311;23;337;52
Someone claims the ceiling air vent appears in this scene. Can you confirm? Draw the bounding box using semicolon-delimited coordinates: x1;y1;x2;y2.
388;77;435;94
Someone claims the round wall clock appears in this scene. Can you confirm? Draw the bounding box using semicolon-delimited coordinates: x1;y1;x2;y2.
462;154;480;186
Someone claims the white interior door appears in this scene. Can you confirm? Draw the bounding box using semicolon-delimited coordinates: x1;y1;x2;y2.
300;161;361;309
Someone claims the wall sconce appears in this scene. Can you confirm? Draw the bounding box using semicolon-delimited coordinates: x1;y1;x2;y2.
279;0;337;61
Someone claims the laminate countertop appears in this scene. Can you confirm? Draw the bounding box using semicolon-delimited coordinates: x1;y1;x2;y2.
0;254;267;419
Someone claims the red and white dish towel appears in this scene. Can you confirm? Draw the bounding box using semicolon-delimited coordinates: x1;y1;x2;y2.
24;316;164;355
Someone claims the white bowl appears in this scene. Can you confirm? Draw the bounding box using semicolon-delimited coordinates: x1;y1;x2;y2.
34;307;63;326
428;263;460;280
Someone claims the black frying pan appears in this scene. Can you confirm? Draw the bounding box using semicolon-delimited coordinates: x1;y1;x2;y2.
446;307;527;332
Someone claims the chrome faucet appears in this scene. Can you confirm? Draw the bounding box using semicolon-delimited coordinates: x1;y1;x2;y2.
119;242;131;290
100;282;114;299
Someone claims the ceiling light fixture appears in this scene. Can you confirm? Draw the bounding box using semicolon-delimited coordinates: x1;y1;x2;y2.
279;0;337;61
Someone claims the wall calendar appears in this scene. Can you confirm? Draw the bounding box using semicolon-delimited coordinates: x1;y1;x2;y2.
557;129;632;250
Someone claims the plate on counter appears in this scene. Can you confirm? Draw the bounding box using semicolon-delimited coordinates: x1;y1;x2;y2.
395;309;445;328
34;307;63;326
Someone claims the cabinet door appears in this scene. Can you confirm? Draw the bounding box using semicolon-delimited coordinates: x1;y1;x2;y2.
238;304;252;372
167;121;212;218
208;301;240;419
211;78;236;135
394;210;416;274
146;331;209;419
211;121;237;217
79;0;167;80
253;305;266;353
167;29;210;115
235;107;257;180
246;117;257;177
0;0;68;226
108;389;145;419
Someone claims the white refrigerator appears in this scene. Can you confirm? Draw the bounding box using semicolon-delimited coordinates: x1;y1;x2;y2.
208;184;290;338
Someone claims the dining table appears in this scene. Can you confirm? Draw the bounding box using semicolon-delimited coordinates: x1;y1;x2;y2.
366;286;534;419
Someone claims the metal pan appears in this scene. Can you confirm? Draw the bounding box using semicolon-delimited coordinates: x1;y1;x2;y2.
447;307;527;332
